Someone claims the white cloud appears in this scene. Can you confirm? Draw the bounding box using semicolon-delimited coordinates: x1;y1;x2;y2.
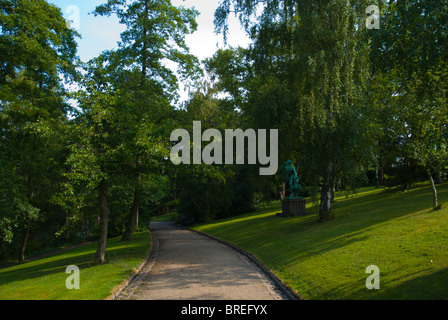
173;0;251;61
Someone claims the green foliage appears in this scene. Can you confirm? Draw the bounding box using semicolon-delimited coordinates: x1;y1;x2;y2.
1;0;447;290
210;0;379;216
0;0;79;85
93;0;202;100
175;164;255;225
368;0;448;206
0;0;79;260
171;83;256;225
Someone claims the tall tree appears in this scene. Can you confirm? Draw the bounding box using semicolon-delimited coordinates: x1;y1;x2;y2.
0;0;79;261
370;0;448;208
64;0;201;264
67;55;121;264
93;0;201;242
213;0;376;221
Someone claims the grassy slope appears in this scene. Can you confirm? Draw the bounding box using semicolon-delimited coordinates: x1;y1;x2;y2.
0;231;150;300
193;183;448;300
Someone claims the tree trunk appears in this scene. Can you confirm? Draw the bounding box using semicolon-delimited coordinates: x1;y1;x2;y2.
18;227;29;263
95;179;110;264
122;172;141;241
375;164;380;187
427;168;438;209
121;188;140;241
330;177;336;202
379;166;384;186
141;0;149;82
84;216;90;239
19;170;36;262
65;210;70;242
319;162;335;222
375;142;380;187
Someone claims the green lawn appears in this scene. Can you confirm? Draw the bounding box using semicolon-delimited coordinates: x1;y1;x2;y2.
0;231;151;300
192;183;448;300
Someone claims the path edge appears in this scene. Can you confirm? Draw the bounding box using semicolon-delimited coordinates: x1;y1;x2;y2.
106;228;159;300
182;225;303;301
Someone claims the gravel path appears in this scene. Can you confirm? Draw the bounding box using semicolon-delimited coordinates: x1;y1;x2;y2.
116;221;287;300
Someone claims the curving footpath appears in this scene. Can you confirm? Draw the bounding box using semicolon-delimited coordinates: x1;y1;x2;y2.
115;221;290;300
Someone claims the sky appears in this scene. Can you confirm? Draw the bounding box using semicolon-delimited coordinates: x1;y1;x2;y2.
48;0;252;104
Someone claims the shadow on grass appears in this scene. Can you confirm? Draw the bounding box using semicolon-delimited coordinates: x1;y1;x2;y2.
325;267;448;300
198;183;448;267
0;236;150;287
372;267;448;300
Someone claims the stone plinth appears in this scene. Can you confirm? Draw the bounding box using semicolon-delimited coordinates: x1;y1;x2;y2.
276;198;307;217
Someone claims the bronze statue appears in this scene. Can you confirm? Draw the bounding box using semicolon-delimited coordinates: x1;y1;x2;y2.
283;160;301;199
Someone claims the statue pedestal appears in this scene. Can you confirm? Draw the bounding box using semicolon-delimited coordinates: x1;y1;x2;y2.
276;198;307;217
